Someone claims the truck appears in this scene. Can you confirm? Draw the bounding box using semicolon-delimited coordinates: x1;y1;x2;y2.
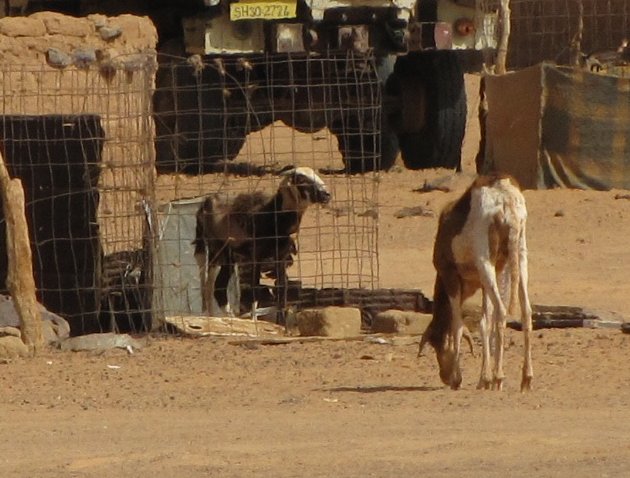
10;0;498;173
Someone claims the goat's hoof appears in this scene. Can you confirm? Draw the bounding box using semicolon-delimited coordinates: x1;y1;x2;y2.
520;376;533;392
477;378;492;390
492;378;504;391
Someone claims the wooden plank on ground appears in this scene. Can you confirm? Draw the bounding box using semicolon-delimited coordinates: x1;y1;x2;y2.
507;305;623;330
165;315;285;337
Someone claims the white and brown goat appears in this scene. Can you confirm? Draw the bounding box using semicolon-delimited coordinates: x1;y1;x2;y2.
193;166;331;319
419;174;533;391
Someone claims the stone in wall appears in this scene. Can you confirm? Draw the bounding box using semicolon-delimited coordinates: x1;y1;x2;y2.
0;12;157;64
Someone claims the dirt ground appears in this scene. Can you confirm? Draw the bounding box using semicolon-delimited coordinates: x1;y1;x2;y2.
3;78;630;477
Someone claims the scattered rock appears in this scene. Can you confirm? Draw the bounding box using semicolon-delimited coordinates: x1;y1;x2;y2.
0;326;20;338
41;319;69;344
394;205;434;218
413;181;451;193
413;172;477;194
0;336;28;359
58;333;145;353
296;307;361;338
0;294;70;344
554;210;565;217
357;208;378;219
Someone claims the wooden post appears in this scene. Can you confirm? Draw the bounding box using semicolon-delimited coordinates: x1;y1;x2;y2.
495;0;511;75
570;0;584;67
0;150;44;354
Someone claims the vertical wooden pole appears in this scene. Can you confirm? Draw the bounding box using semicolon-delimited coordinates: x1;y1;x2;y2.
0;150;44;354
570;0;584;67
495;0;512;75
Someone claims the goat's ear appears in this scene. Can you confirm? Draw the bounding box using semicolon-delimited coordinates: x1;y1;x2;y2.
278;165;296;176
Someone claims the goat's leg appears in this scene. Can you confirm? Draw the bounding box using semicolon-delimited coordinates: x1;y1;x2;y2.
225;263;241;317
274;261;289;325
206;266;222;316
477;292;493;390
250;263;263;305
518;229;534;391
195;247;221;315
476;259;508;390
215;262;232;317
195;249;209;313
492;266;515;391
447;293;465;390
492;302;508;390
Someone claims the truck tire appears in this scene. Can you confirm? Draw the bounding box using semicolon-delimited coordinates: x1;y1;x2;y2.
394;50;466;170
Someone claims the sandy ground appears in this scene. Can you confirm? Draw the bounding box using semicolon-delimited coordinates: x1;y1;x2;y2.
3;76;630;477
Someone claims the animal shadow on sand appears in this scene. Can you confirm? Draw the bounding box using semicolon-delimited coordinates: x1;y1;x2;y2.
321;385;442;394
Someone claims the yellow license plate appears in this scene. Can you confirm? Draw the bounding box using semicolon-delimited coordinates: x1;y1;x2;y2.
230;0;297;20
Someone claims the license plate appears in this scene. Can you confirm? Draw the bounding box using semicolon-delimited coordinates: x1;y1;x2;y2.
230;0;297;20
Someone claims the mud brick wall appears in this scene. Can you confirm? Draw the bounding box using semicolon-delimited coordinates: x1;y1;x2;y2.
0;12;158;254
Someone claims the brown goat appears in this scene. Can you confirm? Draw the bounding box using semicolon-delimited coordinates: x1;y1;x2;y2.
194;166;331;318
419;174;533;391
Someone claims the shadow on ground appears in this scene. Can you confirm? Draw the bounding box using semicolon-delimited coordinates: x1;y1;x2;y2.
322;385;442;393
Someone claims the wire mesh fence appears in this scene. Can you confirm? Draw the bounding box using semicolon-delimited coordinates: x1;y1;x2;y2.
0;51;381;334
152;52;380;325
0;58;155;334
508;0;630;68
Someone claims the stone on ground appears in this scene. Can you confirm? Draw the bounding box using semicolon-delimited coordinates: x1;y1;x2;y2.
0;336;28;359
296;307;361;337
372;310;432;335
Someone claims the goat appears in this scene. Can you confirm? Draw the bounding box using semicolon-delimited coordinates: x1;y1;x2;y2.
193;166;331;319
418;174;533;391
581;39;630;72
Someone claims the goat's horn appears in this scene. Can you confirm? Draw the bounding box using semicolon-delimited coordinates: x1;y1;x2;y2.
463;327;475;357
279;165;296;176
417;332;429;358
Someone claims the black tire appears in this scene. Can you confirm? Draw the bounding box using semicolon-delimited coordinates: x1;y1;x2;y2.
394;50;466;170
